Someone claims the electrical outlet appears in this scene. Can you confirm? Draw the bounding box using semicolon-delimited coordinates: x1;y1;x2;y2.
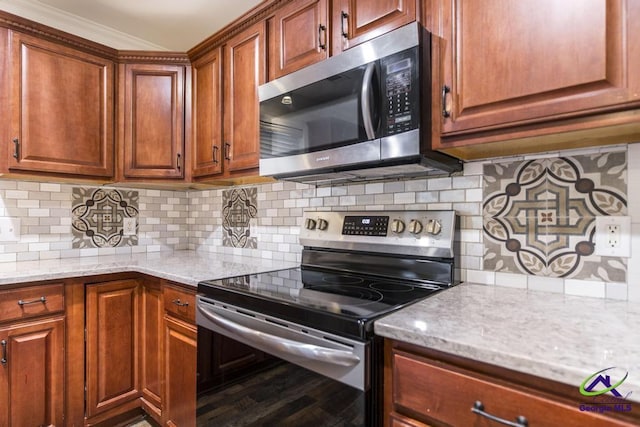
0;217;21;241
123;217;137;236
594;216;631;257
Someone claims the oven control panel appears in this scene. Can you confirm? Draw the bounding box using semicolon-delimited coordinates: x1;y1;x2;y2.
300;210;457;258
342;216;389;236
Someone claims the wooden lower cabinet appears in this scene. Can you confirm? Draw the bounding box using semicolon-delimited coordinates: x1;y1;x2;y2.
140;279;164;423
85;279;141;422
164;315;197;427
0;316;65;427
385;340;640;427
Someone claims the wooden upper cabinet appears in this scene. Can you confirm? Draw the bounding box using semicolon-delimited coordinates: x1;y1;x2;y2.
192;48;223;178
7;31;115;178
269;0;329;79
332;0;416;55
437;0;640;135
223;21;266;173
121;63;186;179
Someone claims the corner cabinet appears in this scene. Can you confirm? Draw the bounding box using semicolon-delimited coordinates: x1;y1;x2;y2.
430;0;640;159
119;61;189;180
385;340;640;427
0;283;65;427
6;31;115;178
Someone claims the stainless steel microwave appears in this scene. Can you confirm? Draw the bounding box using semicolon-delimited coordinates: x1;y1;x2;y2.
258;23;462;185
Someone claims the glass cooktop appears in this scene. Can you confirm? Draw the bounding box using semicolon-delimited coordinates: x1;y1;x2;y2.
198;267;446;339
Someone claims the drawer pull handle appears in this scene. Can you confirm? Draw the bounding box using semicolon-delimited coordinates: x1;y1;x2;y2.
172;299;189;307
17;296;47;306
1;340;6;365
472;401;528;427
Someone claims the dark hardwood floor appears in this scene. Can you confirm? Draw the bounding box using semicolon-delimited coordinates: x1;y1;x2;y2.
197;362;365;426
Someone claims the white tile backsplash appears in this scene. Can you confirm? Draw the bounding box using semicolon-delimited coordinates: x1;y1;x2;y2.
0;142;638;299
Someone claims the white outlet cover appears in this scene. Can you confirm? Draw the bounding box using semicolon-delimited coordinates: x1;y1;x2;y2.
594;216;631;257
0;217;21;242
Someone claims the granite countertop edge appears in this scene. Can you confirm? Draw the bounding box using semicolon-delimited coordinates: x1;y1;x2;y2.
0;250;299;288
374;282;640;404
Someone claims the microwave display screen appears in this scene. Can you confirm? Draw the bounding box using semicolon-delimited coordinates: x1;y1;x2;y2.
387;58;411;74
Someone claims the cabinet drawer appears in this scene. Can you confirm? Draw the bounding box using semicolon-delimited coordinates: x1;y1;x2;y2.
392;352;633;427
0;283;64;323
164;284;195;323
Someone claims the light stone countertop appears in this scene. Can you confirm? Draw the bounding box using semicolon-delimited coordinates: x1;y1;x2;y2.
0;250;298;287
375;282;640;403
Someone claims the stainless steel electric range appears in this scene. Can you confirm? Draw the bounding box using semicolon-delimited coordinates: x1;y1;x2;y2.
196;210;458;427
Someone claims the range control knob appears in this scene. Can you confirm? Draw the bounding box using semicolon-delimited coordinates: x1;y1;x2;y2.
408;219;423;235
305;218;317;230
317;218;329;230
425;219;442;235
391;219;406;234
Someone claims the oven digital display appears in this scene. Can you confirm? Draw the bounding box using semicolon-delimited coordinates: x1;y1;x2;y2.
342;216;388;236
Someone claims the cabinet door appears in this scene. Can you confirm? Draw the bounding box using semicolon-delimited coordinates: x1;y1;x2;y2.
223;21;266;173
438;0;640;135
140;279;164;421
122;63;185;179
332;0;416;54
86;279;140;418
270;0;329;79
192;48;223;178
164;316;197;427
7;31;115;177
0;316;64;427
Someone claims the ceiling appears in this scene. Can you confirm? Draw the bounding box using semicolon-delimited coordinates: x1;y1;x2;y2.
0;0;263;50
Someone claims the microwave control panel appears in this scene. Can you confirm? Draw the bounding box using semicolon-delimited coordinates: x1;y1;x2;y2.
382;48;419;136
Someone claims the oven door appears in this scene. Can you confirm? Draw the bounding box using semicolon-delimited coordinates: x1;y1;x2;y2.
196;295;378;426
259;60;382;177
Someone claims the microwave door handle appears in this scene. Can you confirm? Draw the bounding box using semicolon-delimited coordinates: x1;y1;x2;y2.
361;62;376;140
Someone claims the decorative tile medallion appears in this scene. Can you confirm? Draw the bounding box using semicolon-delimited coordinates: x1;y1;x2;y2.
483;152;627;281
72;188;139;248
222;188;257;248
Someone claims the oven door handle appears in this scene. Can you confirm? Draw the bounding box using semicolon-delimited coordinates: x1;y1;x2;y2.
197;304;361;367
